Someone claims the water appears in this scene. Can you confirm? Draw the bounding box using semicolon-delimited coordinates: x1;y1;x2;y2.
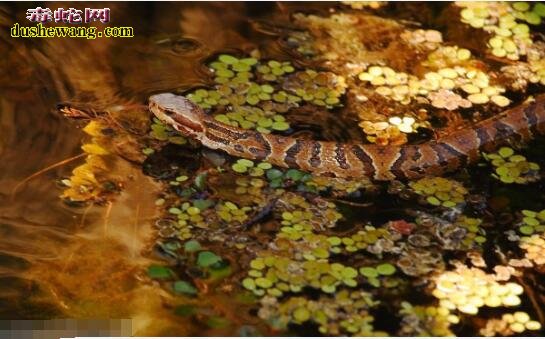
1;2;545;337
0;2;281;334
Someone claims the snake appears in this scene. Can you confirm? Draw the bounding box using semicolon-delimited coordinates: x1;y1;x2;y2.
149;92;545;181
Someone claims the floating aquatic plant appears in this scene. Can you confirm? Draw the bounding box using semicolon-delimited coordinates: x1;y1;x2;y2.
483;146;540;184
399;302;458;336
258;290;384;336
480;311;542;335
409;176;468;208
457;2;545;60
432;264;524;314
517;209;545;235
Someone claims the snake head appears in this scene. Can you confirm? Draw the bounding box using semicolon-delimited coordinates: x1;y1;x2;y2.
149;93;204;138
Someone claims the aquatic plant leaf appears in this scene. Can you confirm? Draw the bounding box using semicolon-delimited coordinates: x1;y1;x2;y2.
192;199;214;210
197;251;222;268
184;240;202;252
174;280;198;295
147;265;174;279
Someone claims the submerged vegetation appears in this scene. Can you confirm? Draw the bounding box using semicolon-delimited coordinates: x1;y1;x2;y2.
57;1;545;336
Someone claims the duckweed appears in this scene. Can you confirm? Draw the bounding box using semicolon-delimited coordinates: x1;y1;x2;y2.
481;311;542;336
456;215;487;248
283;69;347;108
358;63;509;111
257;60;295;81
216;201;251;223
483;147;540;184
517;209;545;235
184;54;307;133
409;177;468;208
243;256;361;297
150;118;188;145
433;265;524;314
358;116;425;146
173;280;198;295
518;233;545;266
399;302;457;336
140;7;545;338
457;2;544;61
258;290;383;336
329;225;399;254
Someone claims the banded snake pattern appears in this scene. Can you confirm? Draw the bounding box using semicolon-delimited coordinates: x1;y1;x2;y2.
149;93;545;181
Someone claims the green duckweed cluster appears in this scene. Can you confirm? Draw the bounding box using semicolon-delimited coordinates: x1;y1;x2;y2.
231;159;317;192
358;263;397;287
258;290;385;336
231;159;270;175
185;54;346;134
257;60;295;81
186;54;298;133
243;257;361;296
283;69;347;108
149;117;187;145
517;209;545;235
409;177;468;208
458;2;545;60
328;225;400;255
217;201;251;223
278;193;342;234
456;215;487;248
240;192;396;334
483;146;540;184
168;200;213;238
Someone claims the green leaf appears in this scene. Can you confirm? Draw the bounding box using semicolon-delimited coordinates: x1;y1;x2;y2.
285;169;304;181
269;178;282;188
147;265;174;279
184;240;202;252
218;54;238;65
174;280;198;295
519;225;535;235
359;267;378;278
192;199;214;211
266;168;284;180
197;251;222;268
376;263;396;276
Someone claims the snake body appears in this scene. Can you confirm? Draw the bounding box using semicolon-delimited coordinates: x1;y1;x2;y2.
149;93;545;181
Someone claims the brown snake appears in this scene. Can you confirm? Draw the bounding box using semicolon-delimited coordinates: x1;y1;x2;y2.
149;93;545;181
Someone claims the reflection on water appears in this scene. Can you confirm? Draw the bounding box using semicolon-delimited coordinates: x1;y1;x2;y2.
0;2;298;335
